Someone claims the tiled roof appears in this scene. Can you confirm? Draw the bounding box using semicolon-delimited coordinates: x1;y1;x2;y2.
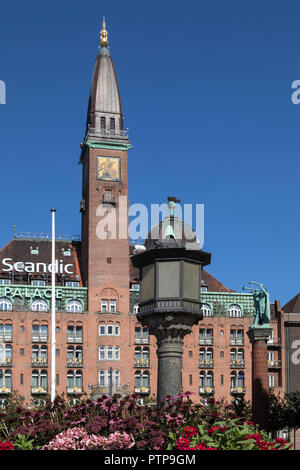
0;239;82;283
282;293;300;313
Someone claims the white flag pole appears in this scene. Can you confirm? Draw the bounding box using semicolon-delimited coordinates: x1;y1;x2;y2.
50;209;56;402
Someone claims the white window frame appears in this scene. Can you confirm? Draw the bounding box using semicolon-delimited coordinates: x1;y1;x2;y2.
32;299;48;312
66;282;80;288
109;300;117;313
201;304;212;317
31;280;46;287
67;300;83;313
0;298;12;312
228;304;242;318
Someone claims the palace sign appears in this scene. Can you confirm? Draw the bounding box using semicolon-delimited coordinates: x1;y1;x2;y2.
1;258;75;274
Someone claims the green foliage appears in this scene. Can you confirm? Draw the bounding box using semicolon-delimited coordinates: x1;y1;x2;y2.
13;434;35;451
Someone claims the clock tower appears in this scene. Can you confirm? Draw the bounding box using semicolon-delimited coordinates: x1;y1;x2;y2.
80;19;131;314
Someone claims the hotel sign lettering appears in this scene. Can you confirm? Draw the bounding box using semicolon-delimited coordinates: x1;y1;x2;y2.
0;286;65;300
1;258;75;274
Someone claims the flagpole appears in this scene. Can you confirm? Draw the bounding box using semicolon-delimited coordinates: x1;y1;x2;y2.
50;209;56;402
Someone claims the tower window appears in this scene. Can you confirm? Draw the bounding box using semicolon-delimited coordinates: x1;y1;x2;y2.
101;117;106;130
110;118;115;134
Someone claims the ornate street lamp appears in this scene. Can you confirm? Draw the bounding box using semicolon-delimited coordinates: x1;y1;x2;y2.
131;198;211;402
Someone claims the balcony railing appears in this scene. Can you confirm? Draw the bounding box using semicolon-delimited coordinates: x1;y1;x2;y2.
230;338;244;346
31;387;48;394
0;358;12;367
67;387;83;395
67;335;83;344
199;338;213;346
32;335;48;343
230;359;245;369
231;386;246;395
134;387;150;394
87;127;129;139
0;335;12;343
268;360;281;368
91;384;129;396
134;337;150;345
199;359;214;369
199;386;214;395
32;357;48;367
15;231;81;242
67;358;83;367
134;358;150;368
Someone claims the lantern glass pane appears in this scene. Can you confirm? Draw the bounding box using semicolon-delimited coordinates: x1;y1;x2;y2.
158;261;180;298
141;264;155;302
183;261;199;300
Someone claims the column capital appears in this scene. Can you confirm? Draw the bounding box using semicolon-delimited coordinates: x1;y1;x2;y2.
247;326;272;344
137;311;200;344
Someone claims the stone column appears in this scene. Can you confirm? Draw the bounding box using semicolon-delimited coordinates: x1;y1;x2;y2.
141;313;198;403
247;327;272;429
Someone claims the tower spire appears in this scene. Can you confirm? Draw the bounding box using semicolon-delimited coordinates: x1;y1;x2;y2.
100;15;109;47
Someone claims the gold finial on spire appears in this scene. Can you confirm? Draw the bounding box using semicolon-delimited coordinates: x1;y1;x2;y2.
100;15;109;47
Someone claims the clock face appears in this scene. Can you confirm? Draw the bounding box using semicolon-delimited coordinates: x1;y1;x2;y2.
97;156;120;181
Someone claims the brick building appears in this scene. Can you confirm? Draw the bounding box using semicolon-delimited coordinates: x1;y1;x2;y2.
0;21;294;406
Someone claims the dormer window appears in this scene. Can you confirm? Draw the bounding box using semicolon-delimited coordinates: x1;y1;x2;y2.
131;284;140;291
31;280;46;287
0;298;12;312
32;299;48;312
62;248;71;257
66;282;80;288
30;247;39;255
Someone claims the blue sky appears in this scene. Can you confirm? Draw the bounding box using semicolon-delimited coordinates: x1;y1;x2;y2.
0;0;300;305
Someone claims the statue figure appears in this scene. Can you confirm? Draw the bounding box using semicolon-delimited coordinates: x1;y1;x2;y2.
242;281;271;328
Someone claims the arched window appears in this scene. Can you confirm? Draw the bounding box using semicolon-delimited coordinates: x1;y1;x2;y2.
67;300;83;313
67;370;82;389
32;369;47;391
0;298;12;312
114;346;120;361
114;370;120;386
32;299;48;312
200;371;213;388
135;371;141;390
99;370;106;386
201;304;212;317
228;305;242;318
0;370;11;389
0;345;11;365
237;371;244;387
107;346;113;360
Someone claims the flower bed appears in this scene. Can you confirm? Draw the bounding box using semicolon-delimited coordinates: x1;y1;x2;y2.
170;421;293;451
0;393;293;450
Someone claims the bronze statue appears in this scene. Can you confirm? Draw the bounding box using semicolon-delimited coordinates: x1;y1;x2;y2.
243;281;270;328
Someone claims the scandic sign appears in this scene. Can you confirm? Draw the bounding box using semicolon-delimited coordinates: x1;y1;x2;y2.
1;258;75;274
